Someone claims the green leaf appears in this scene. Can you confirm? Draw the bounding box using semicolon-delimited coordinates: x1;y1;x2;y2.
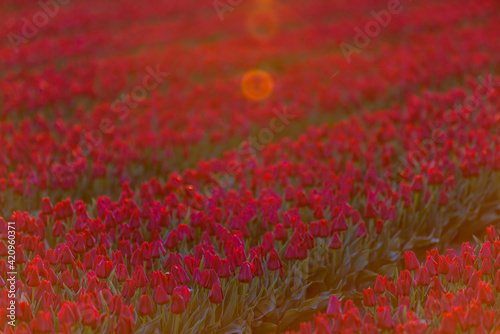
252;322;277;334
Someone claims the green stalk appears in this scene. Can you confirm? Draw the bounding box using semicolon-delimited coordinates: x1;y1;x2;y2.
173;314;180;334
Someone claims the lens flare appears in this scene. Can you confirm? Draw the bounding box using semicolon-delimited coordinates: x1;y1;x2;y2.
241;70;274;101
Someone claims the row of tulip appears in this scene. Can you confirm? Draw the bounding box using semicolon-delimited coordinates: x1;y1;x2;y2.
0;76;498;332
286;225;500;333
0;0;499;215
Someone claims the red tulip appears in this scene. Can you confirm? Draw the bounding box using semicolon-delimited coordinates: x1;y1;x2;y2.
438;190;449;206
33;311;54;332
273;224;287;240
329;233;342;250
252;256;264;276
138;295;153;316
209;282;224;304
374;275;385;294
415;267;430;286
266;249;282;270
376;306;393;330
58;302;78;325
356;221;367;238
363;288;376;307
480;258;492;275
238;262;254;283
170;291;186;314
81;304;99;329
479;242;491;259
331;213;348;232
404;251;420;270
326;295;342;319
26;266;40;287
364;201;379;219
494;270;500;291
59;246;75;265
439;313;456;334
17;301;33;323
41;197;54;215
153;286;170;305
476;282;495;306
425;255;438;276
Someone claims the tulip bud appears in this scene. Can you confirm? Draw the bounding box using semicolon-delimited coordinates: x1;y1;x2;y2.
154;286;170;305
209;282;224;304
138;295;153;316
329;233;342;250
326;295;342;319
363;288;376;307
404;251;420;270
170;291;186;314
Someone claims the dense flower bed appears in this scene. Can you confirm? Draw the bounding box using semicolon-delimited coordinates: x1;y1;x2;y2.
0;80;498;332
0;0;499;333
285;225;500;333
0;0;499;214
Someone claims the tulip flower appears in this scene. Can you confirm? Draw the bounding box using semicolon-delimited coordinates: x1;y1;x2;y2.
138;295;153;316
376;306;393;330
329;233;342;250
362;288;376;307
209;282;224;304
267;249;282;270
326;295;342;319
170;291;186;314
154;286;170;305
238;262;254;283
33;311;54;332
58;302;78;325
404;251;420;270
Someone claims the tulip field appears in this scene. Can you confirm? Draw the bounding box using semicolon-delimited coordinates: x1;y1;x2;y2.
1;0;500;333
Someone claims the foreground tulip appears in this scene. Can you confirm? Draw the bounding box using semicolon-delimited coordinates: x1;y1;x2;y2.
404;251;420;270
374;275;385;293
238;262;254;283
326;295;342;319
439;313;456;334
331;213;349;232
154;286;170;305
377;306;393;330
33;311;54;332
209;282;224;304
25;266;40;287
115;315;134;334
17;301;33;323
364;201;379;219
363;288;376;307
267;249;282;270
81;304;99;329
138;295;153;316
416;267;430;286
356;221;368;238
171;291;186;314
58;302;78;325
329;233;342;249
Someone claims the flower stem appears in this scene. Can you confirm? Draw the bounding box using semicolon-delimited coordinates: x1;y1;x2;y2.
173;314;180;334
